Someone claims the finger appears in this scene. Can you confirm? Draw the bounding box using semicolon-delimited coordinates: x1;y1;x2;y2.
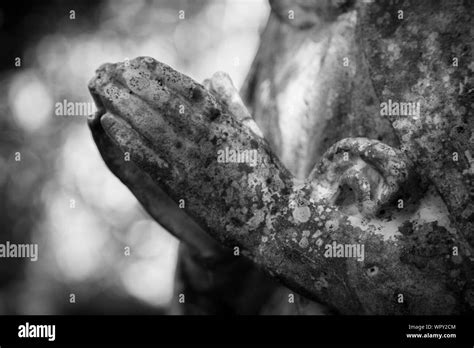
209;71;250;122
326;138;410;184
104;57;221;124
208;71;264;138
89;62;199;140
89;61;227;164
88;110;224;261
89;75;207;172
311;137;414;213
100;112;172;178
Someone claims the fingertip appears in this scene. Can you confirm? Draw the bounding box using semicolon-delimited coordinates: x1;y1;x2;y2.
211;71;235;90
202;78;212;90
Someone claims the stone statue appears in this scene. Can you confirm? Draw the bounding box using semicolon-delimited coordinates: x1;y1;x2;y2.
88;0;473;314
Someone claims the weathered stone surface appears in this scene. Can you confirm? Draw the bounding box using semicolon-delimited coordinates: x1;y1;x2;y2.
358;0;474;310
88;56;472;314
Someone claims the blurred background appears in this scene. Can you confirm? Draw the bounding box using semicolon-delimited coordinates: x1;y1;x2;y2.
0;0;269;314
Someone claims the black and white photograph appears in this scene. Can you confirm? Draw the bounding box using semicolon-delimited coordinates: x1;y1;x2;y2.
0;0;473;345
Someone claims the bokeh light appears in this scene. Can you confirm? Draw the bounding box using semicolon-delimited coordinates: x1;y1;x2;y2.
0;0;269;314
